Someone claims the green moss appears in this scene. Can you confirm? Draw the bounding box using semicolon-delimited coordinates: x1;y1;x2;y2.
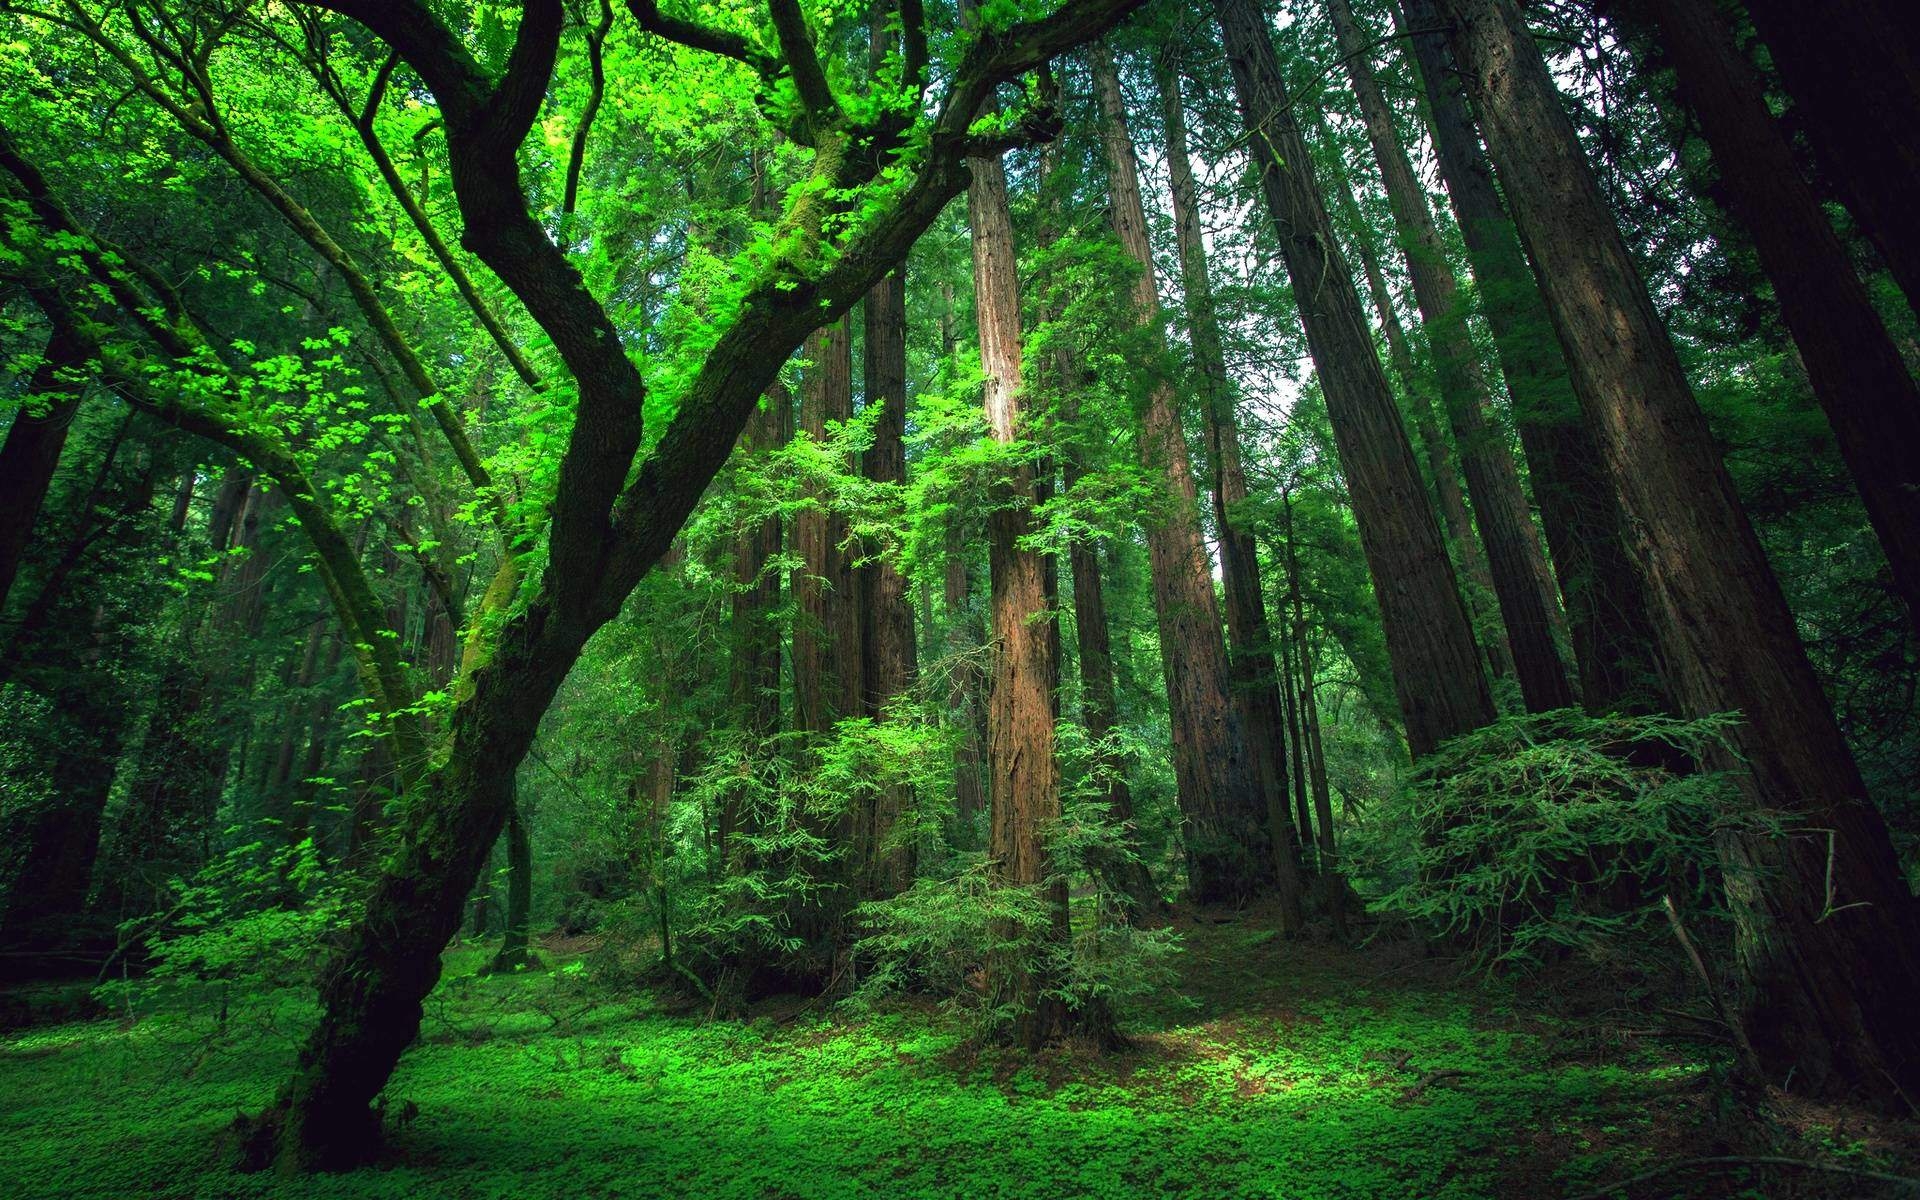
0;932;1722;1200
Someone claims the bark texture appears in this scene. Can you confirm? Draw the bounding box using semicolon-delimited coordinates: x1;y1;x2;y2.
1318;130;1514;687
967;130;1069;1049
1214;0;1495;758
1326;0;1573;713
859;268;918;898
1093;43;1274;904
1158;56;1306;923
1741;0;1920;314
1439;0;1920;1111
793;319;862;739
0;325;85;611
1398;0;1663;712
1637;0;1920;638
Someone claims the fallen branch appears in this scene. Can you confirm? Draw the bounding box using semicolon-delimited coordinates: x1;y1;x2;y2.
1564;1155;1920;1200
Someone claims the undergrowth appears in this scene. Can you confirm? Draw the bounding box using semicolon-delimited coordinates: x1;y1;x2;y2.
6;915;1909;1200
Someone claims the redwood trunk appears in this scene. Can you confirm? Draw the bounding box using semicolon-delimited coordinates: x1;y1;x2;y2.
1214;0;1495;759
1398;0;1663;713
1741;0;1920;314
793;319;861;738
1320;136;1514;686
1159;55;1307;923
859;268;917;897
726;383;788;858
0;325;85;610
1440;0;1920;1111
1642;0;1920;638
1327;0;1574;713
967;134;1069;1048
1093;44;1276;904
1038;144;1163;920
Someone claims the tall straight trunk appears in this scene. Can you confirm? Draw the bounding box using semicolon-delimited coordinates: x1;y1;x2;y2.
966;128;1069;1049
1397;0;1662;713
0;325;85;610
1274;615;1313;866
1439;0;1920;1111
1282;493;1344;932
1038;143;1163;921
1213;0;1495;759
1091;44;1277;906
943;523;988;840
1638;0;1920;638
487;791;533;972
792;318;861;738
1326;0;1573;713
0;608;121;971
938;281;988;842
1740;0;1920;314
1320;135;1515;686
1158;55;1308;920
859;268;917;898
725;383;789;860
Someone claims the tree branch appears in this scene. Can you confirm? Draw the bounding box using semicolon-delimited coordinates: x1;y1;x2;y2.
623;0;773;74
767;0;841;129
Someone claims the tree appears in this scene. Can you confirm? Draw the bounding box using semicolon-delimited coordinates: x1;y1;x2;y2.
1157;51;1307;920
962;56;1069;1047
1628;0;1920;639
1324;0;1573;714
1395;0;1663;713
1437;0;1920;1111
1740;0;1920;316
1212;0;1495;759
1;0;1155;1167
1091;42;1289;907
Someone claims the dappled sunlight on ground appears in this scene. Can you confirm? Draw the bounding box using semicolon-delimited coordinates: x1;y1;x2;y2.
4;914;1899;1199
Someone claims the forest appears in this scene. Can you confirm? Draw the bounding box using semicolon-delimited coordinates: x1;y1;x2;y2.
1;0;1918;1195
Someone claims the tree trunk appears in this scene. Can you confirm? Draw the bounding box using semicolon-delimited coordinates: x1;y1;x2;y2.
1283;493;1347;932
1636;0;1920;638
1326;0;1574;713
966;127;1070;1049
0;325;85;610
1159;54;1308;923
859;268;917;898
487;792;534;973
0;609;120;974
1034;137;1164;918
1214;0;1495;759
1439;0;1920;1111
1397;0;1663;713
943;521;988;841
1320;134;1515;687
792;319;861;739
1092;44;1276;905
244;593;591;1170
1741;0;1920;315
725;383;789;860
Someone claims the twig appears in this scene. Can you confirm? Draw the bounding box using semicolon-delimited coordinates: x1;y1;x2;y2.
1564;1155;1920;1200
1660;894;1762;1083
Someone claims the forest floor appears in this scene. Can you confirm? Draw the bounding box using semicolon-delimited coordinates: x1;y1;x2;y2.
3;904;1917;1200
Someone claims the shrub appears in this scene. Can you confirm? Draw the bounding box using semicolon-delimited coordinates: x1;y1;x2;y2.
1350;709;1769;969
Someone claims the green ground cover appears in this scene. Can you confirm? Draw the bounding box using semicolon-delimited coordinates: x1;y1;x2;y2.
1;917;1886;1200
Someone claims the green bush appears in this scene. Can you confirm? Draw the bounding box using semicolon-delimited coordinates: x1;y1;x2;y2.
849;791;1180;1038
96;833;360;1031
1350;709;1768;969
